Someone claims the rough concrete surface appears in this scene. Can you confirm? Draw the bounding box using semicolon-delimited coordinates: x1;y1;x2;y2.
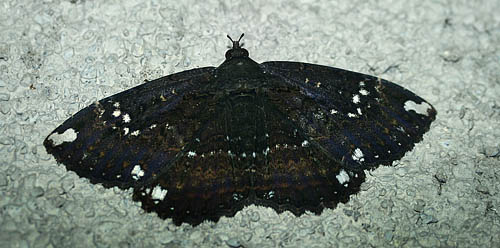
0;0;499;247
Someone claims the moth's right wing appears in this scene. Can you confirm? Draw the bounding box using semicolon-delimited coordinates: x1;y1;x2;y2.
44;67;216;189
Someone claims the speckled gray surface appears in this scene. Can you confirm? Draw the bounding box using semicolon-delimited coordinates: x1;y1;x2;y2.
1;0;499;247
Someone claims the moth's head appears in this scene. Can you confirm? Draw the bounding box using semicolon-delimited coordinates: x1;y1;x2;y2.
225;33;249;60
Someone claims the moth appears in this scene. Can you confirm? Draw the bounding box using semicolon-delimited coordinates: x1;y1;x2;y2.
44;34;436;225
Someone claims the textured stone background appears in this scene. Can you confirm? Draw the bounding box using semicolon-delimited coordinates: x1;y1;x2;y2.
0;0;499;247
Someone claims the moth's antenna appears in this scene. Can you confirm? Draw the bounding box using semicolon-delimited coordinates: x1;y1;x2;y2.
226;33;245;43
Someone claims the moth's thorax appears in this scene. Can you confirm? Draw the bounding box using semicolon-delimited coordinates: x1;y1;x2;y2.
215;56;264;82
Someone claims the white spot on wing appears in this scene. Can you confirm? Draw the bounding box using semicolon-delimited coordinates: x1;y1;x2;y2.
404;100;432;116
336;169;350;185
151;186;168;201
263;147;270;156
352;148;365;162
122;113;131;123
112;109;121;117
47;128;78;146
131;165;145;180
359;89;369;95
352;94;360;104
266;190;275;198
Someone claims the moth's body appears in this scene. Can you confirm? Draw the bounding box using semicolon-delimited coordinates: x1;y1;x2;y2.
44;34;436;225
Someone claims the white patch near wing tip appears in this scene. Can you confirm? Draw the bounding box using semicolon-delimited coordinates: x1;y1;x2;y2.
404;100;432;116
131;165;145;180
336;169;350;185
47;128;78;146
151;186;168;201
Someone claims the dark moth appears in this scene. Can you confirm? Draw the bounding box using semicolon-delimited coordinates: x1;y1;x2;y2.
44;34;436;226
